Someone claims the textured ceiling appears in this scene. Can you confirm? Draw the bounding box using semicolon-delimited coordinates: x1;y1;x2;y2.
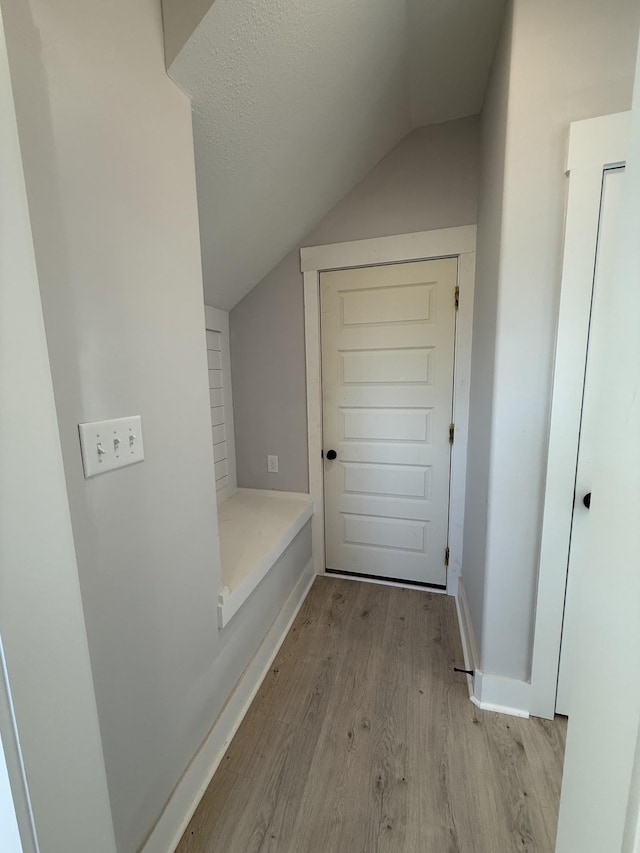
168;0;505;311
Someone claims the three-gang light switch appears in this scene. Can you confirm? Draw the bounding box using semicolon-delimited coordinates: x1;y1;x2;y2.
78;416;144;478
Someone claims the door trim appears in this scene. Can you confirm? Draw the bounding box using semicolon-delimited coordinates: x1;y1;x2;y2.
301;226;476;596
529;112;631;719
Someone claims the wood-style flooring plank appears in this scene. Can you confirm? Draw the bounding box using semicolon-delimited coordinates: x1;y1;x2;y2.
284;582;392;853
250;578;360;727
176;577;567;853
176;766;242;853
252;584;381;853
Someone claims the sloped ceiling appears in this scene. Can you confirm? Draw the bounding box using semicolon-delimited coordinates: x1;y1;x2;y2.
167;0;505;311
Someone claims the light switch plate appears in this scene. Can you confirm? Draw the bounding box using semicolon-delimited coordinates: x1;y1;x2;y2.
79;416;144;478
267;454;279;473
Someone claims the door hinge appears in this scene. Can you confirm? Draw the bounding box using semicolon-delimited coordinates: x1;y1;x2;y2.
449;423;455;445
455;286;460;310
445;546;450;567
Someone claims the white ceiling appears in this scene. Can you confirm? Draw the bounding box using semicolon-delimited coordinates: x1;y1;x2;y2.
169;0;505;311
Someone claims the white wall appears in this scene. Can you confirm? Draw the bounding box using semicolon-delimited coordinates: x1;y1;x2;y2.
463;0;640;683
0;6;116;848
462;4;512;658
555;39;640;853
1;1;312;850
407;0;505;128
230;117;480;493
161;0;212;66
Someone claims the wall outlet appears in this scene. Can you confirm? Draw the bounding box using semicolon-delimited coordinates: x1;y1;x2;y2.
267;454;279;473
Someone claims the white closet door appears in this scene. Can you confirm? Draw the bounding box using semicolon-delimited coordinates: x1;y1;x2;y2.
321;258;457;586
556;167;625;715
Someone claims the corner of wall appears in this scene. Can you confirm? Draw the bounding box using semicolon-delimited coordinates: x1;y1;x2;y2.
161;0;214;69
457;580;531;719
460;0;514;687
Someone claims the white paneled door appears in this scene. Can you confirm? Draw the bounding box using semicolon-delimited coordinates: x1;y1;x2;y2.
321;258;457;586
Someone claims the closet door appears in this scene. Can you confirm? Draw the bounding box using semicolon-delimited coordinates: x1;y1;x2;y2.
555;167;626;715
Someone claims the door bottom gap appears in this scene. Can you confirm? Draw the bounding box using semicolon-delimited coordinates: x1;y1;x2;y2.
325;567;446;592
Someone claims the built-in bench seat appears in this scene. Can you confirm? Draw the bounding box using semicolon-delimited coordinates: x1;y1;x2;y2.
216;488;313;627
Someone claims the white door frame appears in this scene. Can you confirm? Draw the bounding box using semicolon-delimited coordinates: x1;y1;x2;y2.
301;226;476;596
529;112;631;719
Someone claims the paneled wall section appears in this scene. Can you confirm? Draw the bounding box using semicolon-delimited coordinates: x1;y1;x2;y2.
205;306;237;502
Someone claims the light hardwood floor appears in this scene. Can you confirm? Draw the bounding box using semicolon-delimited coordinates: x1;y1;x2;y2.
177;577;567;853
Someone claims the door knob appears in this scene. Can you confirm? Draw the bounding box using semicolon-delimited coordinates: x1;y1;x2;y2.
326;449;337;460
583;492;591;509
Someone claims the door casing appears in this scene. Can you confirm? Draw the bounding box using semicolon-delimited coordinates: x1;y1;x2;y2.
301;226;477;597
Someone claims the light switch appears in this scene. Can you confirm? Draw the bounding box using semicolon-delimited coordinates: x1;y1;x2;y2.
79;416;144;478
267;455;279;473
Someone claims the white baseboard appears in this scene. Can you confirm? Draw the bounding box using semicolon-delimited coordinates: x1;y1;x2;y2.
141;561;315;853
456;579;530;719
455;579;478;702
471;671;531;718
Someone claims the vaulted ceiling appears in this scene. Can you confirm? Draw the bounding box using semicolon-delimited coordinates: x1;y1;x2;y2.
166;0;505;310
